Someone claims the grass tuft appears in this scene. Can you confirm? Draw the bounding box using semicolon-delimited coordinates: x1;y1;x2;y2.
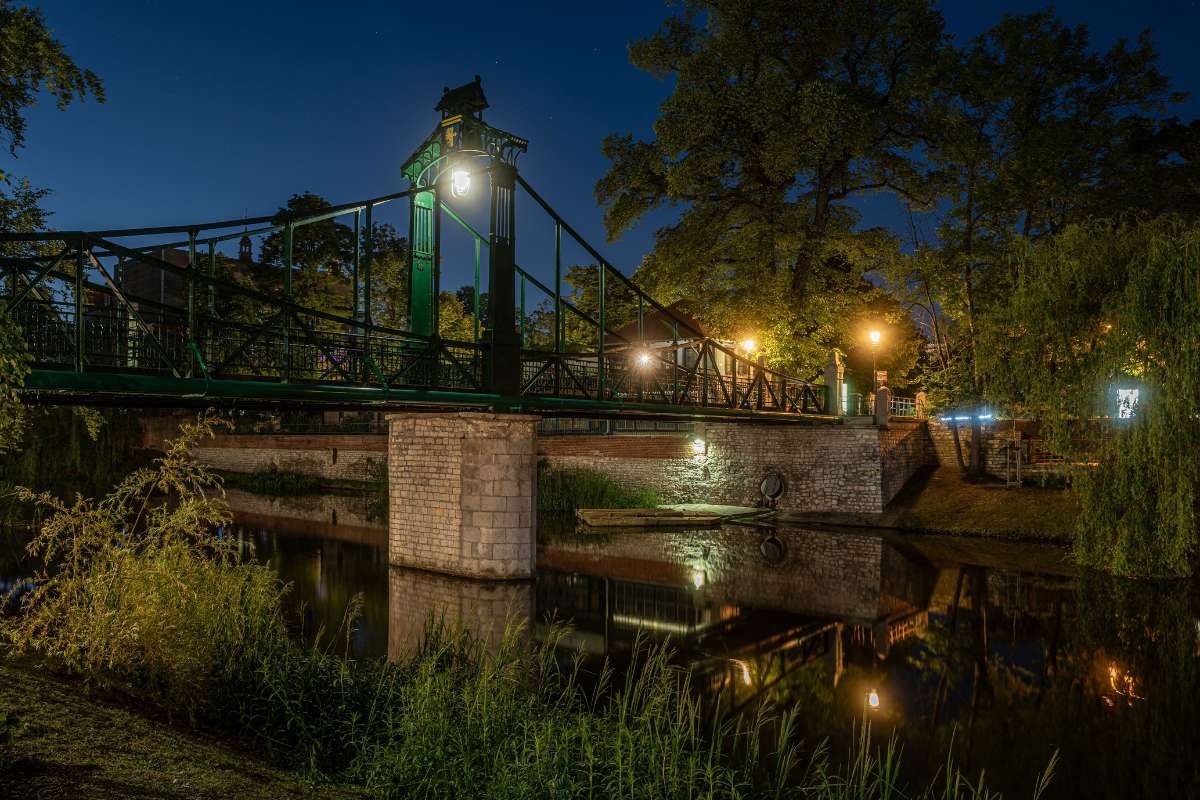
537;461;659;512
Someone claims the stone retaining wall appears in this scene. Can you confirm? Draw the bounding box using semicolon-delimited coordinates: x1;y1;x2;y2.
191;434;387;483
539;422;933;514
926;419;1064;482
185;419;934;517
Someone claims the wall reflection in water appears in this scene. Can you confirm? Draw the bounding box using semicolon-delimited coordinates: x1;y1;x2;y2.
213;492;1198;800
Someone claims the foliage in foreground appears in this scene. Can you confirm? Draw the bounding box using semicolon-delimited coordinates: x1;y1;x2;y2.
537;461;659;512
4;414;1050;798
980;218;1200;576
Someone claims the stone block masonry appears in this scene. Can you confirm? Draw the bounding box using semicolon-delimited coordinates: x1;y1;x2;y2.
191;433;387;483
539;421;934;514
388;412;538;579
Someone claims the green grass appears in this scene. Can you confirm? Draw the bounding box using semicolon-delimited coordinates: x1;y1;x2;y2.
537;461;659;512
0;658;365;799
221;467;323;497
892;468;1079;542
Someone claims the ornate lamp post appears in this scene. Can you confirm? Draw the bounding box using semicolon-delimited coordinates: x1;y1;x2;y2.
869;329;881;396
400;76;528;394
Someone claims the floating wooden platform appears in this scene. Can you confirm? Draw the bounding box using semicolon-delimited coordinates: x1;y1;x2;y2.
575;508;724;528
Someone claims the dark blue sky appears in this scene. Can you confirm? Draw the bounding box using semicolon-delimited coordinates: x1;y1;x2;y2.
12;0;1200;290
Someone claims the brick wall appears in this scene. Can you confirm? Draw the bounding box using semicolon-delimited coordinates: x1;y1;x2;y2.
388;566;532;660
192;433;387;483
194;419;935;520
388;413;537;579
927;419;1065;482
880;421;932;504
539;422;934;514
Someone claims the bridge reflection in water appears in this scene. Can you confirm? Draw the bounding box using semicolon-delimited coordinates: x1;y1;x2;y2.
225;489;944;705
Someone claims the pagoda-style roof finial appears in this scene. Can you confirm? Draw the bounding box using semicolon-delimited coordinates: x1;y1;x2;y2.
436;75;488;120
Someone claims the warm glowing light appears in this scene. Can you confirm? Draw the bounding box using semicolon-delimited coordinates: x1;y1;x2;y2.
733;660;752;686
867;689;880;709
1108;662;1143;700
690;437;706;456
691;571;705;590
740;338;756;354
869;330;881;345
637;351;652;367
451;169;471;197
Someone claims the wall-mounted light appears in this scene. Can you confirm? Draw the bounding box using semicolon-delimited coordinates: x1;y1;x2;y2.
451;169;471;197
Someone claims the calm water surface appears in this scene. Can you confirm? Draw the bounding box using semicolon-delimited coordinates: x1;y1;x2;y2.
3;489;1197;798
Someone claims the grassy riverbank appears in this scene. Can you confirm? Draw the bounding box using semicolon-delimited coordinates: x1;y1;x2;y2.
0;659;365;799
779;468;1079;543
890;468;1078;541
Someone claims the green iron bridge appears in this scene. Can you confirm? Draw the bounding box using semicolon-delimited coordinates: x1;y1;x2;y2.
0;79;830;422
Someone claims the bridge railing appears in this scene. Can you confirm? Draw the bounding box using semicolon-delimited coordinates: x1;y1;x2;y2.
2;178;828;417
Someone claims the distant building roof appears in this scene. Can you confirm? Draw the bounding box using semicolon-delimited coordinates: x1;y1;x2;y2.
605;300;709;347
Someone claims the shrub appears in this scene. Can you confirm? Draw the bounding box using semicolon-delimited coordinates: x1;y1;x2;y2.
537;461;659;512
4;412;291;714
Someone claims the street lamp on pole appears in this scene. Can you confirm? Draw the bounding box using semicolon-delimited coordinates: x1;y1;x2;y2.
868;329;881;395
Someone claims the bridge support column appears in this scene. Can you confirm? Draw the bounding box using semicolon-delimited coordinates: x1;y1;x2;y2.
387;412;537;579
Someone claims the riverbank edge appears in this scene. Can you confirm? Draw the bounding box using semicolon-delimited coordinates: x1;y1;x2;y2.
0;656;366;799
672;467;1079;544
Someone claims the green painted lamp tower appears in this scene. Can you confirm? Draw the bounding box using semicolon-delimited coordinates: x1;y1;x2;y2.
401;76;528;395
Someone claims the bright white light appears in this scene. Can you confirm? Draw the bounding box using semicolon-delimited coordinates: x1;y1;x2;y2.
1118;388;1139;419
867;689;880;709
954;416;970;421
741;338;756;354
637;351;652;367
869;330;881;345
691;571;705;590
451;169;471;197
690;438;706;456
978;414;993;420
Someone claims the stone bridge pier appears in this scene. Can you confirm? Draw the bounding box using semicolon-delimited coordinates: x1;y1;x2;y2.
387;412;538;580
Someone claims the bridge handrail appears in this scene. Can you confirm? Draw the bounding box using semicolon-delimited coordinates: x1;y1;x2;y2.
516;176;819;390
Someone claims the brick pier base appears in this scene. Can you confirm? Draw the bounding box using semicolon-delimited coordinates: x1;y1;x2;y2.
387;412;538;579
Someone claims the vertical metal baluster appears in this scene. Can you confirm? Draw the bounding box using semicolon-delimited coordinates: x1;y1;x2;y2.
352;208;361;323
282;222;292;381
473;238;481;345
74;236;85;372
553;221;561;396
363;203;374;381
186;230;196;376
597;262;606;400
519;273;526;348
637;297;644;400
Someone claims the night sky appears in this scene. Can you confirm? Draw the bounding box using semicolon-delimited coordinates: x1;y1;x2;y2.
12;0;1200;291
